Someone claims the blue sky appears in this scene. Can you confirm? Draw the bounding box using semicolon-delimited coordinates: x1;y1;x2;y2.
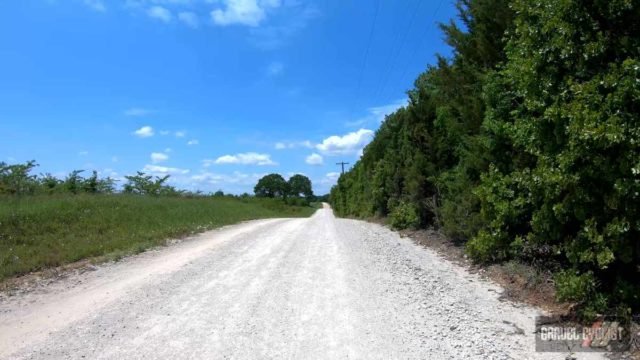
0;0;456;194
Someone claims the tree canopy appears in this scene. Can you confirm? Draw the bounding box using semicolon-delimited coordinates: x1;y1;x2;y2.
288;174;313;198
254;174;289;199
330;0;640;317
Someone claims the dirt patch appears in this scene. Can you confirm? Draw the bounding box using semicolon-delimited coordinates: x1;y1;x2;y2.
0;259;102;299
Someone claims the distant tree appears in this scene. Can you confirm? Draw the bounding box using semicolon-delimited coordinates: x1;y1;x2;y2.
254;174;288;199
0;160;39;195
84;170;99;194
64;170;84;194
39;173;62;194
123;172;173;196
287;174;313;198
213;190;225;197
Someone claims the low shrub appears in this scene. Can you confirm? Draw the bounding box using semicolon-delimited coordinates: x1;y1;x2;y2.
388;202;420;230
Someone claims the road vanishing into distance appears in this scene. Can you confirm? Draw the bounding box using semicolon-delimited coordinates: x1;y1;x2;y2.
0;205;603;359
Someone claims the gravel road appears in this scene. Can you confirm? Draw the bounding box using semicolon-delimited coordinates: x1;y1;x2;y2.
0;205;603;359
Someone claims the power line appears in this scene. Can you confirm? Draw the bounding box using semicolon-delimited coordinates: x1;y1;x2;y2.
397;0;445;89
372;0;425;102
371;0;416;100
350;0;382;120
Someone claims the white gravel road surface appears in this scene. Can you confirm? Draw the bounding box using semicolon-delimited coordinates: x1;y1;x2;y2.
0;205;603;359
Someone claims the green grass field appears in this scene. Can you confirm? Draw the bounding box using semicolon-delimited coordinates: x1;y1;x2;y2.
0;195;316;280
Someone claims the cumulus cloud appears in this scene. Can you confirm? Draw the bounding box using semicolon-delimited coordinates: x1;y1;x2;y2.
142;164;189;175
210;0;281;27
274;140;313;150
178;11;199;28
150;152;169;163
148;6;172;23
187;139;199;146
204;152;277;166
133;126;154;138
321;172;341;185
316;129;374;156
175;131;186;138
191;171;265;186
305;153;323;165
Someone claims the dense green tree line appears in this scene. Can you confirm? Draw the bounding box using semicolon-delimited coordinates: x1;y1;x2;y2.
1;161;191;197
331;0;639;317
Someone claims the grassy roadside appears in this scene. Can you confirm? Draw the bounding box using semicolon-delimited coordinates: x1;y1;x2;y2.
0;195;316;281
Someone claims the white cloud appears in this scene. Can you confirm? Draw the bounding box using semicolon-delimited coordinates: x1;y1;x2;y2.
124;107;152;117
346;99;407;127
150;152;169;163
210;0;281;27
84;0;106;12
274;140;313;150
175;131;186;138
133;126;154;138
160;130;170;136
205;152;277;166
369;99;407;123
78;151;89;156
178;11;199;28
148;6;172;23
165;147;173;153
313;172;341;194
187;139;199;146
321;172;340;185
305;153;323;165
142;164;189;175
316;129;374;156
111;156;119;163
191;171;264;185
267;61;283;76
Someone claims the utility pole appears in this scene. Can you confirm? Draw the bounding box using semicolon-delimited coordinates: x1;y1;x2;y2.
336;162;350;175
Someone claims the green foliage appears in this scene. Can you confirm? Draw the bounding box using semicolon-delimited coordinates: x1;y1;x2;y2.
330;0;640;315
388;202;420;230
474;0;640;314
285;197;309;207
123;172;178;196
0;161;39;195
0;161;117;196
254;173;289;199
287;174;314;198
554;270;596;303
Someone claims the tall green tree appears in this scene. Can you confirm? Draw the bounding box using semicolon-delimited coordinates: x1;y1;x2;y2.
288;174;313;198
331;0;640;315
470;0;640;315
254;174;289;199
